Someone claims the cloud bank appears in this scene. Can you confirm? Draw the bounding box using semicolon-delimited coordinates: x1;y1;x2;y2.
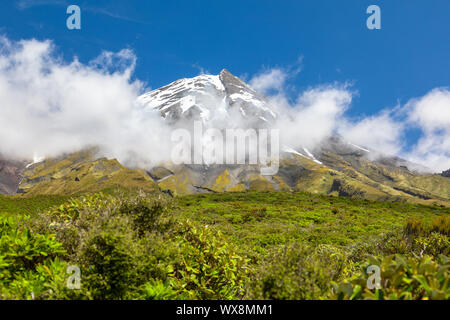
0;37;448;173
0;37;173;167
249;67;450;172
404;89;450;172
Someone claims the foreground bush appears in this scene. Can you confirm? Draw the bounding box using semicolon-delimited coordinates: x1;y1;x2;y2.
0;216;78;299
332;254;450;300
169;220;249;299
1;191;250;299
247;243;353;300
1;191;448;300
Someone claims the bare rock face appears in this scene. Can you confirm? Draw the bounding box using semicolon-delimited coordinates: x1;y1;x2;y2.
0;157;27;195
442;169;450;178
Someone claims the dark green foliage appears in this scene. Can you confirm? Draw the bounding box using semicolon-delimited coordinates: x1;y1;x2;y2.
24;192;177;299
118;193;173;236
81;227;138;299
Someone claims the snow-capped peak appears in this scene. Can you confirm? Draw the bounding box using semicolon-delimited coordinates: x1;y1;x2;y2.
137;69;277;125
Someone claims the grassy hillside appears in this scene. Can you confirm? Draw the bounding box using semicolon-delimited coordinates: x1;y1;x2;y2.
154;154;450;206
176;191;449;249
0;194;70;216
19;150;158;196
13;149;449;209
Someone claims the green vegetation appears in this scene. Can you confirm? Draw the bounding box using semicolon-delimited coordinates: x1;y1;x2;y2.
0;190;449;300
17;150;450;207
177;191;448;249
0;194;70;216
19;150;158;196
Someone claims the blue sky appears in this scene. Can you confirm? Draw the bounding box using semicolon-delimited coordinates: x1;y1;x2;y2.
1;0;448;113
0;0;449;170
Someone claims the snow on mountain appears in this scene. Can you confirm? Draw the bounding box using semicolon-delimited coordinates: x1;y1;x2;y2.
25;155;44;169
137;69;277;126
283;146;325;166
347;142;370;153
303;148;323;165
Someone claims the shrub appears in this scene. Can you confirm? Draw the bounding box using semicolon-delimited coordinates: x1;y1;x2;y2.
248;243;352;300
20;191;177;300
401;217;450;258
80;223;138;299
332;254;450;300
169;220;249;299
118;193;173;236
140;279;178;300
1;258;84;300
430;216;450;236
405;216;450;238
0;216;81;300
413;232;449;257
0;216;65;280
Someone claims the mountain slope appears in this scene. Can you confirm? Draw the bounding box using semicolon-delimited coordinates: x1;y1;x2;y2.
18;149;157;196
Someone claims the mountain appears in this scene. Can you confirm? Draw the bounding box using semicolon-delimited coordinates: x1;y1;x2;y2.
137;69;449;205
17;149;157;196
137;69;276;127
1;69;449;205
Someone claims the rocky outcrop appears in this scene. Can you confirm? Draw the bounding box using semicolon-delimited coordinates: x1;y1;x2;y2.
0;157;27;195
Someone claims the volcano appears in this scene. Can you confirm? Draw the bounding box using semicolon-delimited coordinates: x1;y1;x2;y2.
2;69;449;205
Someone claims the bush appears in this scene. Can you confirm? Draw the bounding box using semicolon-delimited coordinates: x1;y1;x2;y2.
405;216;450;238
118;193;173;236
430;216;450;236
0;216;65;281
332;254;450;300
78;217;136;299
248;243;353;300
413;232;449;257
0;216;81;299
140;280;178;300
2;190;448;300
20;191;177;300
169;220;249;299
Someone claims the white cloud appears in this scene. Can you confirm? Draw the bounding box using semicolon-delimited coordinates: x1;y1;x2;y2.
403;88;450;172
249;68;288;94
338;110;405;156
277;85;352;149
0;37;173;167
249;66;450;173
249;57;303;95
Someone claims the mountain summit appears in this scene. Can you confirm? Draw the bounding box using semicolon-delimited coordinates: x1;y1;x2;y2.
137;69;276;126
